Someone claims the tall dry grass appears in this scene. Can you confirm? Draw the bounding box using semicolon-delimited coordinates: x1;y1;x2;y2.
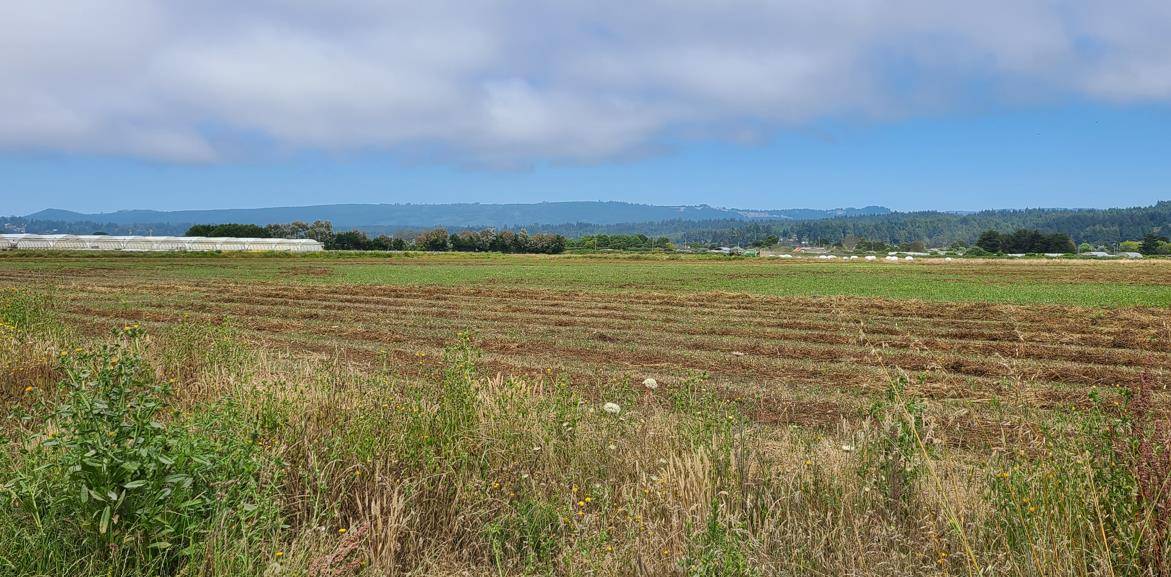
1;288;1168;576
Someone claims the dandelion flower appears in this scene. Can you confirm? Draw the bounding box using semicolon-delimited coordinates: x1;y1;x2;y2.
275;551;284;558
338;528;347;534
642;378;658;390
24;386;33;393
602;402;621;415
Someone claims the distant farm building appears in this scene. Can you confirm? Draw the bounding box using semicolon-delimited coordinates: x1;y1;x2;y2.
0;234;323;253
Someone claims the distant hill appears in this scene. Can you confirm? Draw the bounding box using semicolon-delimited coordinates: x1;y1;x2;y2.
663;202;1171;247
11;202;1167;247
24;202;890;229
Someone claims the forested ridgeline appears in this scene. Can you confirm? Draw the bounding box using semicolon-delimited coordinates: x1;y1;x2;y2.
4;201;1169;247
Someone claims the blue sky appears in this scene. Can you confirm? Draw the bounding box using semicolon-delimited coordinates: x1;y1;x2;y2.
3;2;1171;215
6;102;1169;215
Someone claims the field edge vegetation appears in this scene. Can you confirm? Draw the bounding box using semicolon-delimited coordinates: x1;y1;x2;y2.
2;288;1169;576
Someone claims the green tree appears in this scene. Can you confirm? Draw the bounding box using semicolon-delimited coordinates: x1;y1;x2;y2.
416;228;451;251
976;230;1003;253
1139;233;1169;255
184;223;271;237
305;220;334;244
328;230;372;250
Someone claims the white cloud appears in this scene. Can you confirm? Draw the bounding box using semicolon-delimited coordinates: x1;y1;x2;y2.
1;0;1169;164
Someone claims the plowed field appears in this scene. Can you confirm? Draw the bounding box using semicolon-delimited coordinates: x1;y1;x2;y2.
3;253;1167;447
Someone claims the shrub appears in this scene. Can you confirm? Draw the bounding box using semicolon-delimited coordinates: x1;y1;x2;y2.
1;328;279;576
865;376;932;515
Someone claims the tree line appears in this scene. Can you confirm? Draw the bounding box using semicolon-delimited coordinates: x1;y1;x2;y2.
974;229;1076;254
662;202;1171;247
1121;233;1171;255
6;201;1169;251
184;221;566;253
566;234;672;251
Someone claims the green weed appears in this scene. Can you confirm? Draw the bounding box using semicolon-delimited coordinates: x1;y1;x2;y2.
0;328;280;576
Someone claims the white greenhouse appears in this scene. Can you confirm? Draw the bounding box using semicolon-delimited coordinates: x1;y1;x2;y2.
0;234;323;253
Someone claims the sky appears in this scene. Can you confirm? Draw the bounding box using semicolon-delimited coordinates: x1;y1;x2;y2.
2;1;1171;215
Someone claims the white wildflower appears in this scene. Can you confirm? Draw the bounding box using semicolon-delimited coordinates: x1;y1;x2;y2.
602;402;621;415
642;378;658;390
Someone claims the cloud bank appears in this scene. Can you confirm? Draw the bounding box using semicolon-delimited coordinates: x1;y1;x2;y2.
2;1;1169;164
